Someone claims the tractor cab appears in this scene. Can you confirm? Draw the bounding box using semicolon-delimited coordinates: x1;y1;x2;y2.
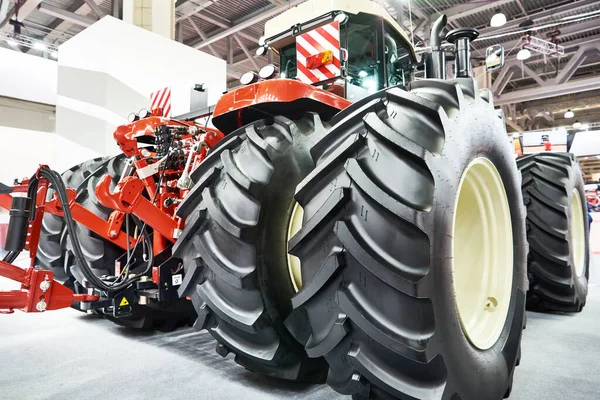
258;0;417;102
212;0;418;133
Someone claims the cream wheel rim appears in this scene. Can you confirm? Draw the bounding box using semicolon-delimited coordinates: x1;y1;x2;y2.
571;189;586;277
452;157;514;350
287;202;304;292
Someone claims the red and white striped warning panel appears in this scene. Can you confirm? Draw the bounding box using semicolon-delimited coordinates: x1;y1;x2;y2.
296;21;341;85
150;86;171;118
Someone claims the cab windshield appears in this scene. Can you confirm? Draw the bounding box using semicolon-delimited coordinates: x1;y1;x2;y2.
277;14;414;101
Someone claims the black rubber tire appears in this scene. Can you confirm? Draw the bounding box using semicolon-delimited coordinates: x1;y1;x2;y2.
173;114;329;382
36;157;108;281
517;152;589;312
65;155;128;279
287;81;527;399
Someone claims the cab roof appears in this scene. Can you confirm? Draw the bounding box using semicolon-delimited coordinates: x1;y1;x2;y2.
264;0;416;60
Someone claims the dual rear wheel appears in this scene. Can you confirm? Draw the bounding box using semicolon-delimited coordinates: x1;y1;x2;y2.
177;80;529;398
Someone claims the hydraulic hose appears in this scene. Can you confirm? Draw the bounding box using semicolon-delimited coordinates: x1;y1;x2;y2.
2;251;19;264
37;167;148;292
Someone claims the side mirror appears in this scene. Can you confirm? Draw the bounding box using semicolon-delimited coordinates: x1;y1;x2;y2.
486;44;504;71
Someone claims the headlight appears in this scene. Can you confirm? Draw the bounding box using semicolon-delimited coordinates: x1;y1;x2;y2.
240;71;259;85
258;64;277;79
138;109;151;119
127;112;139;123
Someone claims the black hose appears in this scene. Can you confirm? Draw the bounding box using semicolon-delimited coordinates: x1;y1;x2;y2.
2;251;19;264
37;167;142;292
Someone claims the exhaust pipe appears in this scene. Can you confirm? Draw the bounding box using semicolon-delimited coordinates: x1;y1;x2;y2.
425;15;447;79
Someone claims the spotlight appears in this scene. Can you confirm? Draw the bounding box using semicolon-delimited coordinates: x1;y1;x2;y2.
490;10;507;27
517;48;531;60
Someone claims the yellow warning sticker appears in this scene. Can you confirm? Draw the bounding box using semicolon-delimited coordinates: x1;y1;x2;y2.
119;297;129;307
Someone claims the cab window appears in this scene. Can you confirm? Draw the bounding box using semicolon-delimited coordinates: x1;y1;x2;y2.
384;23;413;87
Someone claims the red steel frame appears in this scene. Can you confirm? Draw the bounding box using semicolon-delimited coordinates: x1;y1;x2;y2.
0;79;343;313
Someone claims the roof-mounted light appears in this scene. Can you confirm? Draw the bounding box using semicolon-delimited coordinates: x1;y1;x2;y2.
138;109;151;119
334;12;348;25
240;71;259;85
259;64;277;79
256;46;268;56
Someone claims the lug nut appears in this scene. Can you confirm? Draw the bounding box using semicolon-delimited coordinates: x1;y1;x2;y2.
109;230;118;237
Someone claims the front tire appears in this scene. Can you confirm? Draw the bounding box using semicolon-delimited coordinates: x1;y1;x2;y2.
288;81;527;399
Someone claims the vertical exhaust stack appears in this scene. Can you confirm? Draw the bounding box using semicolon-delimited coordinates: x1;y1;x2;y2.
446;28;479;78
425;15;447;79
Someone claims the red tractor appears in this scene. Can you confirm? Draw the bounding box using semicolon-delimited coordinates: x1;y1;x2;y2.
1;0;589;399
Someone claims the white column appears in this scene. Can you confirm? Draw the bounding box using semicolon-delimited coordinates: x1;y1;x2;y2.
122;0;174;39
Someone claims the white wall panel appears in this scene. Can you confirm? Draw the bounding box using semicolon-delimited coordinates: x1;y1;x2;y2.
0;126;102;186
0;48;57;105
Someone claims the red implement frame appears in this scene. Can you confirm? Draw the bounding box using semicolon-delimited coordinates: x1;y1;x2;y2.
0;260;98;313
0;171;99;313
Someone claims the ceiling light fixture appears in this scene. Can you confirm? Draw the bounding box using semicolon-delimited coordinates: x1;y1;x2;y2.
517;48;531;60
564;109;574;119
490;10;507;27
573;120;582;129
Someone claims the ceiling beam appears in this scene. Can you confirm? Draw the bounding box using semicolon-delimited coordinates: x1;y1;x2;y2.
479;0;599;36
37;3;97;27
555;43;600;84
176;0;222;22
233;33;259;70
193;13;259;44
506;118;523;132
444;0;515;22
0;0;44;30
496;76;600;105
187;17;220;57
476;18;600;52
82;0;104;19
194;0;304;49
521;64;545;86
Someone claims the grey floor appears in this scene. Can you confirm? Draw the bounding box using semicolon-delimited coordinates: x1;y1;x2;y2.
1;260;600;400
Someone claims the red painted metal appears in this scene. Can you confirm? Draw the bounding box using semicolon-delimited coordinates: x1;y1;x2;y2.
96;175;178;244
44;187;136;250
212;79;351;121
0;260;99;313
0;194;11;211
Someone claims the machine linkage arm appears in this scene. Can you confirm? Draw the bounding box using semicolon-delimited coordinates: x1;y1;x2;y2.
0;260;99;313
95;175;182;243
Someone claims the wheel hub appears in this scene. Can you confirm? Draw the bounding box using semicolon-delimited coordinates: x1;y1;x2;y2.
287;202;304;292
571;189;586;277
452;157;513;350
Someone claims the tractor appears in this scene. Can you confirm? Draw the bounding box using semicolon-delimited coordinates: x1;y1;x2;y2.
0;0;589;399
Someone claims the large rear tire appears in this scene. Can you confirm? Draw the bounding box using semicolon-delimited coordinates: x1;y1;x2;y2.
288;81;527;399
517;152;589;312
173;114;329;382
36;157;108;281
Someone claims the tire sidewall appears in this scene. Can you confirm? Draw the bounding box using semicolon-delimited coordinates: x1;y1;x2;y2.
427;91;526;397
